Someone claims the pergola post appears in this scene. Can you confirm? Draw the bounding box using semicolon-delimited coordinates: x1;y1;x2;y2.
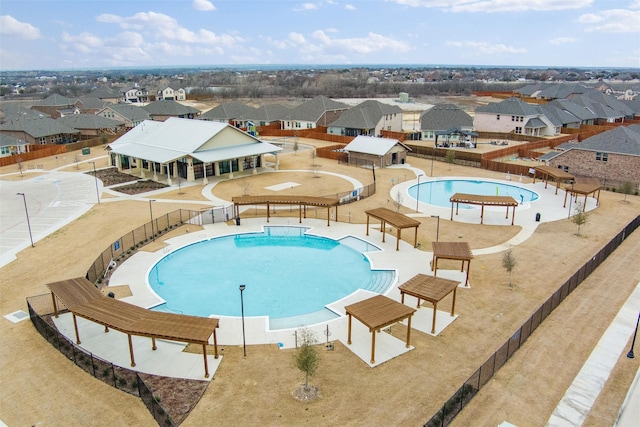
51;293;59;318
128;334;136;367
152;337;157;351
347;314;353;345
370;329;376;364
203;344;210;378
72;314;81;344
406;315;412;348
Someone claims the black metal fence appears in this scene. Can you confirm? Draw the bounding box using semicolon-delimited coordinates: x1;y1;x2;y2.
26;294;175;426
424;214;640;427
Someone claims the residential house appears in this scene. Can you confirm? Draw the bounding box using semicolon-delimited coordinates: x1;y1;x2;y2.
544;124;640;186
0;134;29;158
107;117;282;183
30;94;81;118
571;91;635;122
545;99;598;126
157;87;186;101
142;100;201;121
327;100;403;137
343;135;410;168
419;104;474;144
199;102;256;125
474;97;560;136
281;95;349;131
97;103;151;128
123;87;149;103
57;114;125;139
0;117;80;144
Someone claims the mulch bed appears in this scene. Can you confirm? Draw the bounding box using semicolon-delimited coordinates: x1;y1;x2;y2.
86;167;169;194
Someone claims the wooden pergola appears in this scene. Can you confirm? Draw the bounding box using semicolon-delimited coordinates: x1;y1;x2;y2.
449;193;519;225
563;178;602;208
533;165;575;195
399;274;460;334
345;295;416;365
431;241;473;286
365;207;421;251
232;195;340;227
47;277;220;378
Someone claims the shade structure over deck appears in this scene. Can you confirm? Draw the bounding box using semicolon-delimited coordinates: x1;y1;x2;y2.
449;193;519;225
232;195;339;226
431;241;474;286
399;274;461;334
364;207;421;251
46;277;219;378
344;295;416;365
563;178;602;208
533;165;575;195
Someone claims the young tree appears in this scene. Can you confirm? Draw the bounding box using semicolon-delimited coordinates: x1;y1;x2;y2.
293;135;299;156
294;328;320;393
571;201;590;236
445;150;456;170
502;248;517;288
239;181;251;196
394;190;404;212
620;181;634;202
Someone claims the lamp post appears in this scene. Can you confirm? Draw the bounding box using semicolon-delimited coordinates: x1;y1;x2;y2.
239;284;247;358
430;215;440;242
415;174;423;213
149;199;156;241
16;192;34;247
627;312;639;359
89;161;100;204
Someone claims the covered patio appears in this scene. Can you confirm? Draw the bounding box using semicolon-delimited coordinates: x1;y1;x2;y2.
449;193;519;225
533;165;575;195
232;195;340;227
365;207;421;251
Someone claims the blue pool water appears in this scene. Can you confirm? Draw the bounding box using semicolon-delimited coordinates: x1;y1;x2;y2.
408;179;539;209
149;227;394;321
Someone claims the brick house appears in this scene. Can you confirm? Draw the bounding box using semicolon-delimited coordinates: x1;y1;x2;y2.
546;124;640;188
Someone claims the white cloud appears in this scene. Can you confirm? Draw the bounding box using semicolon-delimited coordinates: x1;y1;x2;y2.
311;30;412;54
446;40;526;54
630;0;640;9
294;2;320;11
193;0;216;11
0;15;41;39
579;9;640;32
390;0;593;12
345;4;357;10
548;37;577;44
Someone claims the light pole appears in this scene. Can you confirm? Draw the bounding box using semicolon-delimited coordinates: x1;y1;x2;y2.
239;284;247;358
149;199;156;241
16;193;34;247
89;161;100;204
431;215;440;242
627;312;639;359
415;174;423;212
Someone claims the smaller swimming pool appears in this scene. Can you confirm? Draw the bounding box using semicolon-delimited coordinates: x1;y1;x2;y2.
408;179;539;209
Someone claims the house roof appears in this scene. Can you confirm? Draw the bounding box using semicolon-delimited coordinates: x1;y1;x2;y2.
284;95;349;123
101;103;151;121
344;135;409;156
546;99;599;121
237;104;291;122
89;87;121;99
0;117;79;138
539;104;581;126
143;100;200;116
200;102;255;120
536;83;590;99
525;117;546;129
567;124;640;156
77;97;109;111
58;114;124;129
1;104;50;121
33;94;77;107
108;117;281;164
420;103;473;131
0;133;28;148
475;97;540;116
328;100;402;130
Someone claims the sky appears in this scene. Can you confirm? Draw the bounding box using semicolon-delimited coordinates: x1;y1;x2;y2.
0;0;639;71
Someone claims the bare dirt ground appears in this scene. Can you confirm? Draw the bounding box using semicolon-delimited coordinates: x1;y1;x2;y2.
0;139;639;426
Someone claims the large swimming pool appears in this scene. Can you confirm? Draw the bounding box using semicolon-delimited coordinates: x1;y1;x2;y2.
408;178;539;209
148;226;394;327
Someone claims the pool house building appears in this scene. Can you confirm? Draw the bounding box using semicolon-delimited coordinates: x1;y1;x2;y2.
107;117;282;184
